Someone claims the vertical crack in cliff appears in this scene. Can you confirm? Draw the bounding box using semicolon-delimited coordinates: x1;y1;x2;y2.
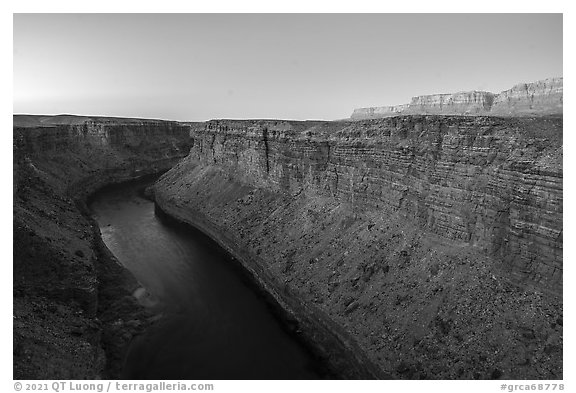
332;167;339;197
210;133;217;164
262;126;270;174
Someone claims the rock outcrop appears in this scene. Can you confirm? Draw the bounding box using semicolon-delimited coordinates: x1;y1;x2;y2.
351;78;562;119
154;115;562;379
13;115;192;379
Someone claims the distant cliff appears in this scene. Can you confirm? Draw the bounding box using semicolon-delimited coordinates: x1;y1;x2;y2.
351;77;562;119
491;78;563;116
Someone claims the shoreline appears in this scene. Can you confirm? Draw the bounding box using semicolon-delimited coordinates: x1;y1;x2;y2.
153;193;389;379
72;171;178;378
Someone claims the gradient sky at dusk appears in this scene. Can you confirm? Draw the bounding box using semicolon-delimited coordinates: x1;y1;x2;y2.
13;13;562;121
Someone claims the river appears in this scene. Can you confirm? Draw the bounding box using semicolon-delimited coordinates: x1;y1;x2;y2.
89;177;324;379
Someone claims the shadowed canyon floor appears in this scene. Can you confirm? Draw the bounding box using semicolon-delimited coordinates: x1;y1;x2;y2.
90;179;324;379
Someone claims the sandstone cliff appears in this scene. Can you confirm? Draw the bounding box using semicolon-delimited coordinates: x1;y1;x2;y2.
351;104;411;118
154;116;562;379
13;115;192;379
408;91;496;115
351;78;562;119
491;78;563;116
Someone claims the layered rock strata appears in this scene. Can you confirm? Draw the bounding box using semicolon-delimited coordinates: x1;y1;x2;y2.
154;116;562;379
491;78;563;116
351;77;562;119
13;115;192;379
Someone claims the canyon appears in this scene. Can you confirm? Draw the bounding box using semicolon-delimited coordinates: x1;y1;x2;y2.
351;77;563;119
13;115;192;378
13;82;563;379
153;115;562;379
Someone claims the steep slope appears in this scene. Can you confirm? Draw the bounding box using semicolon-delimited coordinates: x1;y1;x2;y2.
154;115;562;379
13;116;192;379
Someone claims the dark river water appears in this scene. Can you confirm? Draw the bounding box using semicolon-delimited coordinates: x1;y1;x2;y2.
89;177;323;379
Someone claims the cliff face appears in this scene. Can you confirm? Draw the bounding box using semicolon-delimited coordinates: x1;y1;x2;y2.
351;78;562;119
491;78;563;116
155;116;562;379
13;115;192;379
351;104;410;118
408;91;495;115
14;116;191;192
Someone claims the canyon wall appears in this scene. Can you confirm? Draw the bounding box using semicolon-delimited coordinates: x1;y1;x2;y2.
155;115;562;379
351;77;562;119
13;115;192;379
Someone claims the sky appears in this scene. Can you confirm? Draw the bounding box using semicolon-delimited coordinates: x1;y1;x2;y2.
13;13;563;121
